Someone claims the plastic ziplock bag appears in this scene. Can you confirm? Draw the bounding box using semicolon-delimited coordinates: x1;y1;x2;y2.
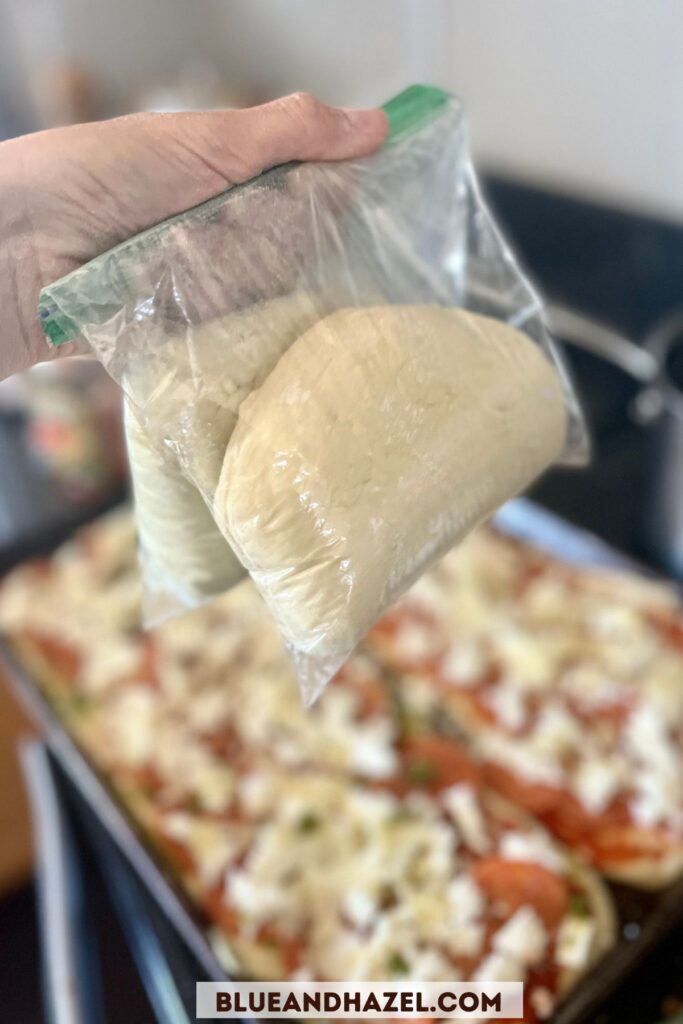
39;84;587;703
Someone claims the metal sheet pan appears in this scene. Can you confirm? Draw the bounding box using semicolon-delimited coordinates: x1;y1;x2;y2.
3;496;683;1023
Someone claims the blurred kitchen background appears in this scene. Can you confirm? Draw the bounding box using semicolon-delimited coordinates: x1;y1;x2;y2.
0;1;682;1021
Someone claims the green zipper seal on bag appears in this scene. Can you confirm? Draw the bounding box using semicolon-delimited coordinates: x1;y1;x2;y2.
40;307;79;347
383;84;451;142
39;84;454;347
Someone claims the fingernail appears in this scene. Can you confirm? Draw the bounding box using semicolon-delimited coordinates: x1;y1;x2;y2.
342;107;388;136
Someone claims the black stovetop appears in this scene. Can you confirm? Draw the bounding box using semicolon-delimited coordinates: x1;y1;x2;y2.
484;174;683;569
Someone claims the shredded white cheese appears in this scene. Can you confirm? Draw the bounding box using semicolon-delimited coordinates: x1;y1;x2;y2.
555;916;596;971
442;784;491;854
498;831;565;875
492;906;547;966
571;756;624;816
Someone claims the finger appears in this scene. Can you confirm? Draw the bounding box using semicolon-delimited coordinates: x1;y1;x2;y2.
158;92;388;185
232;92;389;170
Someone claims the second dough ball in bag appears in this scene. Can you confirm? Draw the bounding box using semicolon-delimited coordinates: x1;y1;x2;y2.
124;402;245;623
215;305;568;698
124;291;327;623
167;291;328;496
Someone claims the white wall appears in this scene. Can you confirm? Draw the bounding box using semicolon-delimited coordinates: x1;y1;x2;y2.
198;0;424;107
3;0;681;220
440;0;683;222
201;0;683;222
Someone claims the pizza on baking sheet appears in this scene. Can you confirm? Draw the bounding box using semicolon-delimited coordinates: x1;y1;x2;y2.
0;509;616;1023
366;527;683;888
156;764;614;1020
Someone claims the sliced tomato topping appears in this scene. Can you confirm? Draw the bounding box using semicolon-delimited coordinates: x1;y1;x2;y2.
24;630;81;680
588;825;674;866
397;734;482;795
473;857;568;929
354;679;391;719
648;609;683;651
255;924;305;974
483;763;563;817
551;791;630;839
331;663;390;720
202;891;305;974
202;725;243;760
122;764;164;795
371;602;438;638
155;831;196;875
133;637;159;687
484;763;677;868
202;886;240;935
368;604;445;671
467;689;510;727
567;693;634;727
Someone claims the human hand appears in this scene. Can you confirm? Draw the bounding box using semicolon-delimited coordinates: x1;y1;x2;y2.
0;93;387;380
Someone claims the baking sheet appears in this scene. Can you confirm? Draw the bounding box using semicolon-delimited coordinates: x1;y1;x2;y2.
3;496;683;1023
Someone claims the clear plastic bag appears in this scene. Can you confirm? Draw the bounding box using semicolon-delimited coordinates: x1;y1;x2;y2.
40;85;587;703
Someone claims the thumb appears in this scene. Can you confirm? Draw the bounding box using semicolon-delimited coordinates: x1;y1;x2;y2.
145;92;388;196
93;93;387;238
216;92;389;177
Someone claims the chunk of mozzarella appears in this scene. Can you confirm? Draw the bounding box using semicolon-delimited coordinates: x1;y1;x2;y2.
442;784;491;854
498;831;565;875
492;906;547;967
555;916;596;971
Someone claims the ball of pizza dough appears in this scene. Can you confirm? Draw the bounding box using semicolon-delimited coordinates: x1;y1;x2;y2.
124;291;326;622
124;402;245;623
129;291;328;497
214;305;567;694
